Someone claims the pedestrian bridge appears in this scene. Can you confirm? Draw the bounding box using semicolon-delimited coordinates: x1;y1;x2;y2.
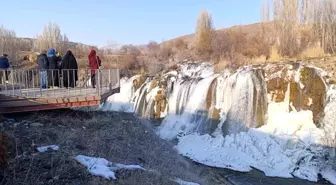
0;68;120;113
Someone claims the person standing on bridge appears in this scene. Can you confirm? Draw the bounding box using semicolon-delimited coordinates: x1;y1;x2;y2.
37;51;49;89
88;49;101;88
47;48;60;88
61;50;78;88
0;54;9;84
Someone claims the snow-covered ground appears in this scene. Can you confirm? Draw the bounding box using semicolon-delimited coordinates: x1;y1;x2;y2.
75;155;145;180
175;178;200;185
175;102;335;183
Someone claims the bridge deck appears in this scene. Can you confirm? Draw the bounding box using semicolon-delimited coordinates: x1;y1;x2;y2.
0;68;120;113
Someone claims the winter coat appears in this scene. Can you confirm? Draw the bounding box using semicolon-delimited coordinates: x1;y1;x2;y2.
37;54;49;70
48;55;60;87
0;57;9;69
61;50;78;88
88;50;101;74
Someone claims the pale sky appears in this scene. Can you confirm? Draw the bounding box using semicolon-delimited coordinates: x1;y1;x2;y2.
0;0;262;46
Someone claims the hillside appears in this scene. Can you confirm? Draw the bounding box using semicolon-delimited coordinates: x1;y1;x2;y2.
163;22;274;46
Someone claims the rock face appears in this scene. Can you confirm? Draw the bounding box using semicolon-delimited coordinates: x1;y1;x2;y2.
292;67;326;124
154;89;168;119
265;63;327;125
133;75;147;91
206;79;221;133
267;77;288;102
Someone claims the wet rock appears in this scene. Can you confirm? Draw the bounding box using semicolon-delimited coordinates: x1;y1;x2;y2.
267;77;288;102
206;79;217;110
154;89;168;119
265;64;327;125
293;67;326;124
209;107;221;133
148;78;158;92
133;75;147;91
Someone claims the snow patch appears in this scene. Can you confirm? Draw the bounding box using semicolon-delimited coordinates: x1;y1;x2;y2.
175;105;334;182
74;155;145;180
175;178;200;185
321;167;336;184
37;145;59;152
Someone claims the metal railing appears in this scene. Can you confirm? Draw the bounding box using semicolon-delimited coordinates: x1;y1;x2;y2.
0;68;120;98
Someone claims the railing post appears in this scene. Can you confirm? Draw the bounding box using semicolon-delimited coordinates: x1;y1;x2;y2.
39;70;42;97
11;69;14;96
52;69;55;97
68;70;70;97
73;69;76;96
109;69;111;90
3;70;8;95
118;69;120;88
33;69;36;98
25;70;29;98
97;69;100;95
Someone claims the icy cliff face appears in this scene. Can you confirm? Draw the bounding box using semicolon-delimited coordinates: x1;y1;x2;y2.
102;61;336;184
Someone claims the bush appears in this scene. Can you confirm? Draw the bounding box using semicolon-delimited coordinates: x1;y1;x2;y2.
146;62;164;76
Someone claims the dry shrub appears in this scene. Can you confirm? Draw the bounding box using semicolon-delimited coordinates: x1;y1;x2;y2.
159;44;173;61
164;63;179;71
251;55;268;65
122;55;139;69
300;46;326;59
214;60;229;73
174;38;188;50
147;41;160;58
268;46;282;62
146;62;164;76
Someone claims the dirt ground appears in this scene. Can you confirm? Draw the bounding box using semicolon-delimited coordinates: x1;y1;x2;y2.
0;110;217;185
0;110;332;185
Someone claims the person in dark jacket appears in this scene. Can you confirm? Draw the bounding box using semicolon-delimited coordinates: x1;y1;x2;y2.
61;50;78;88
37;51;49;89
47;48;60;88
0;54;9;84
88;49;101;88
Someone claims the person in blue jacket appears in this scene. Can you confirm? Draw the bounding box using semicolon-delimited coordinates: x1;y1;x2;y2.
0;54;9;84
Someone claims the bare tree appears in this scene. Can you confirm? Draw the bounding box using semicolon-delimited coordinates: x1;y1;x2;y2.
195;9;214;57
261;0;271;22
273;0;300;56
34;22;70;53
0;26;19;62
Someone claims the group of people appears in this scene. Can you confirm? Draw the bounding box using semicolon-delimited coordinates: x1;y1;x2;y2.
37;49;102;89
0;49;102;89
